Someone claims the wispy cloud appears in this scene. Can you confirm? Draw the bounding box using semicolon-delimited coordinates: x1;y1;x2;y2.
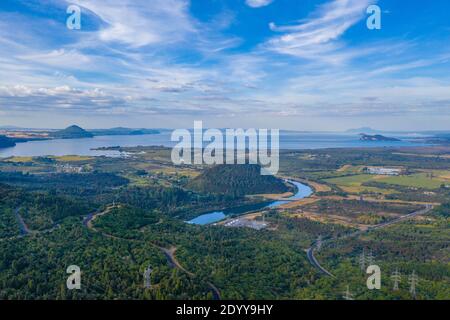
0;0;449;130
246;0;274;8
267;0;373;63
69;0;196;47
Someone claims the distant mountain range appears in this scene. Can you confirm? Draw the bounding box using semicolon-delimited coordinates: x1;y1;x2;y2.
1;125;450;135
89;127;160;136
346;127;383;134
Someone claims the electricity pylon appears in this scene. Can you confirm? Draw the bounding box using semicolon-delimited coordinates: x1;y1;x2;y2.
408;270;419;299
144;266;153;289
391;269;401;291
343;285;354;300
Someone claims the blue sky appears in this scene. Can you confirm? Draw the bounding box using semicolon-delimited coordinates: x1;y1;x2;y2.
0;0;450;130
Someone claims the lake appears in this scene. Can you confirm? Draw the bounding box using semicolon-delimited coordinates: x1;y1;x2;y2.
187;180;313;225
0;131;430;158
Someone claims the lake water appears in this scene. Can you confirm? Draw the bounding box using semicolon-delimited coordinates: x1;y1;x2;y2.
187;180;313;225
0;131;430;158
186;212;227;225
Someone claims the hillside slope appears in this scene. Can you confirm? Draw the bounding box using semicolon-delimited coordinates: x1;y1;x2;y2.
187;164;289;196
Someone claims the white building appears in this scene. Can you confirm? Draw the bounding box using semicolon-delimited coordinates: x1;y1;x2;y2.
365;167;402;176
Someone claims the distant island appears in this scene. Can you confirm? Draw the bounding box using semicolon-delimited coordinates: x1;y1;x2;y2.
0;125;163;149
0;135;16;148
50;125;94;139
43;125;161;140
89;127;160;136
359;133;401;142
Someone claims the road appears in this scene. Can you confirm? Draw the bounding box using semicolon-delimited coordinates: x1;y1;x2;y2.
158;246;221;300
14;207;31;235
306;204;434;277
84;204;222;300
306;247;335;277
1;209;60;242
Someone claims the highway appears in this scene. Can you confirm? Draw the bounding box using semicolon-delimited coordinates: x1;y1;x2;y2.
306;247;335;277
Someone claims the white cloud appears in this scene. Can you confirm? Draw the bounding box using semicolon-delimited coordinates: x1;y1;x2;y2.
69;0;196;47
0;0;449;129
17;49;92;69
267;0;374;62
246;0;274;8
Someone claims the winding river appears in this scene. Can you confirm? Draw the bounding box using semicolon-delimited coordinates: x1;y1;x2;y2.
187;180;312;225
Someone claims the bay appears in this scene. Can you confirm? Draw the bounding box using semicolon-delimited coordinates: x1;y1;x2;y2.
0;131;429;158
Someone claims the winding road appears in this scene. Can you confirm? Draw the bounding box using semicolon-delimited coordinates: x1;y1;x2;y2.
306;247;335;277
306;204;434;277
14;208;31;235
83;204;221;300
159;246;221;300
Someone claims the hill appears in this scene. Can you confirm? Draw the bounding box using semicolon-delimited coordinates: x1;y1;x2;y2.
0;135;16;148
187;164;289;196
50;125;94;139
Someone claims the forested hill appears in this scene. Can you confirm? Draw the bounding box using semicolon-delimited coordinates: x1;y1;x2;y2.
187;164;289;196
50;125;94;139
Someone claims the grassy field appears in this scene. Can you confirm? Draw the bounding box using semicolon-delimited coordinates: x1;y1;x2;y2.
325;174;376;186
379;173;447;189
54;155;93;162
324;174;395;194
2;156;34;163
324;171;450;193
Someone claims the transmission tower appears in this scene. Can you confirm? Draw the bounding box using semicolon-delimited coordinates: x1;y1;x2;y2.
343;285;354;300
144;266;153;289
408;270;419;299
316;235;323;251
366;249;375;266
391;269;401;291
359;249;366;271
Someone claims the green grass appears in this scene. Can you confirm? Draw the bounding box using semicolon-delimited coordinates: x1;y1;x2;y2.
325;174;376;187
3;156;34;163
324;174;396;194
326;172;446;190
378;173;445;189
54;155;93;162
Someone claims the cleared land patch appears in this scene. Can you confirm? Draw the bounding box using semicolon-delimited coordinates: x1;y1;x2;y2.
302;199;423;225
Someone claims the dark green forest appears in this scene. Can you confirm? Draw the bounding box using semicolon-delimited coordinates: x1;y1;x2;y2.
187;164;290;196
0;149;448;300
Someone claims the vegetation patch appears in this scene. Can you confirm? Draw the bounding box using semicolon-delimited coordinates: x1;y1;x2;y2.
187;164;289;197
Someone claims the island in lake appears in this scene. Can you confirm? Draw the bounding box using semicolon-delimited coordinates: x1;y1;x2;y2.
50;125;94;139
0;135;16;148
359;133;401;142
